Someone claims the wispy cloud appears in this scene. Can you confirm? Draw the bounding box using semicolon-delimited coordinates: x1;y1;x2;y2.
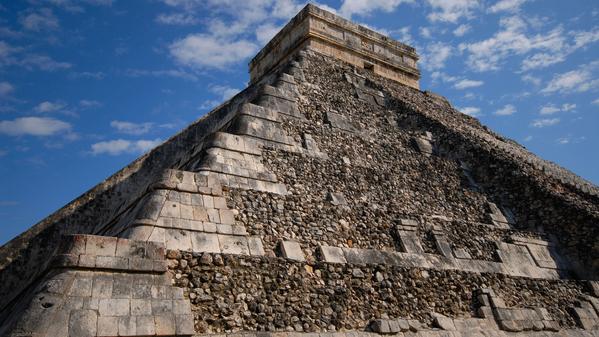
541;62;599;94
458;106;481;117
125;68;198;81
0;41;71;71
426;0;480;23
169;34;257;70
531;118;560;128
34;101;66;113
19;8;59;32
156;13;198;25
488;0;530;13
339;0;412;18
453;24;471;37
79;100;102;108
453;79;483;90
420;42;452;71
110;120;153;135
0;116;71;136
539;103;576;115
494;104;516;116
91;138;162;155
0;81;14;97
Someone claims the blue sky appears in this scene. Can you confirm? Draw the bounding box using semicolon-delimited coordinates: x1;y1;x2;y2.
0;0;597;245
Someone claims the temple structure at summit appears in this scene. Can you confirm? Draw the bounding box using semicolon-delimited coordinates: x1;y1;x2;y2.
0;4;598;337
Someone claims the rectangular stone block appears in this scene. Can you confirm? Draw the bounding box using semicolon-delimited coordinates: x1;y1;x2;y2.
176;314;195;335
129;299;152;316
202;195;214;208
213;196;227;209
85;236;117;256
191;232;220;253
279;240;305;261
219;235;250;255
118;316;136;336
207;208;221;223
69;309;97;337
69;277;93;297
59;235;87;255
98;298;130;316
219;209;236;225
248;236;265;256
97;316;118;337
136;315;156;336
92;275;113;299
152;300;173;315
319;246;347;264
129;257;154;271
148;227;166;244
166;229;192;251
161;201;180;218
132;284;152;299
155;314;176;335
95;256;129;270
172;300;192;315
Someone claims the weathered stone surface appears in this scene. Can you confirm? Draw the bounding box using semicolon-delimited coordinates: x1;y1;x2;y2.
278;241;305;261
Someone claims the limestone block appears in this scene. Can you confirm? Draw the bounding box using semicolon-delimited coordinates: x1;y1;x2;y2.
112;274;132;298
453;248;472;259
319;246;347;264
95;256;128;270
325;111;357;132
219;209;236;225
433;313;456;331
279;240;305;261
327;192;347;206
161;201;180;218
413;137;432;155
99;298;130;316
370;319;390;334
219;235;250;255
69;277;93;297
136;316;156;336
92;275;114;299
191;232;220;253
58;234;87;255
180;204;194;220
118;316;136;336
69;310;97;337
85;236;117;257
152;299;173;315
166;229;192;251
155;314;176;335
217;224;234;235
131;299;152;316
248;236;266;256
97;316;118;336
176;314;195;335
203;222;217;233
78;254;96;268
148;227;166;244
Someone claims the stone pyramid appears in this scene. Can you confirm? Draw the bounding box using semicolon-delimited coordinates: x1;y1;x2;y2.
1;4;598;337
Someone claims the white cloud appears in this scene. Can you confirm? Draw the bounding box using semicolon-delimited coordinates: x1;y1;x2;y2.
541;63;599;94
521;74;541;86
572;28;599;49
458;106;481;117
209;84;240;100
125;68;198;81
34;101;66;113
540;103;576;115
494;104;516;116
110;121;153;135
156;13;198;25
459;16;567;72
256;23;283;46
453;79;483;89
488;0;529;13
393;26;414;45
339;0;412;18
561;103;576;111
453;24;471;37
70;71;106;80
91;138;163;155
539;104;560;115
523;135;533;142
420;42;452;71
79;100;102;108
531;118;560;128
21;54;71;71
20;8;59;32
426;0;480;23
0;81;14;96
593;98;599;106
169;34;257;69
419;27;432;39
0;116;71;136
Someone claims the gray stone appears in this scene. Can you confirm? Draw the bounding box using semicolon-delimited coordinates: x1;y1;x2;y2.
136;316;156;336
68;309;97;337
130;299;152;316
92;275;113;299
433;313;456;331
176;314;195;335
279;240;305;261
191;232;220;253
219;235;249;255
118;316;136;336
98;298;129;316
370;319;390;334
319;246;347;264
69;277;93;297
97;316;118;337
248;236;266;256
155;314;176;335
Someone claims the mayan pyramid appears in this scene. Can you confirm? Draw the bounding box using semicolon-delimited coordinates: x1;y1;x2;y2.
0;4;598;337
